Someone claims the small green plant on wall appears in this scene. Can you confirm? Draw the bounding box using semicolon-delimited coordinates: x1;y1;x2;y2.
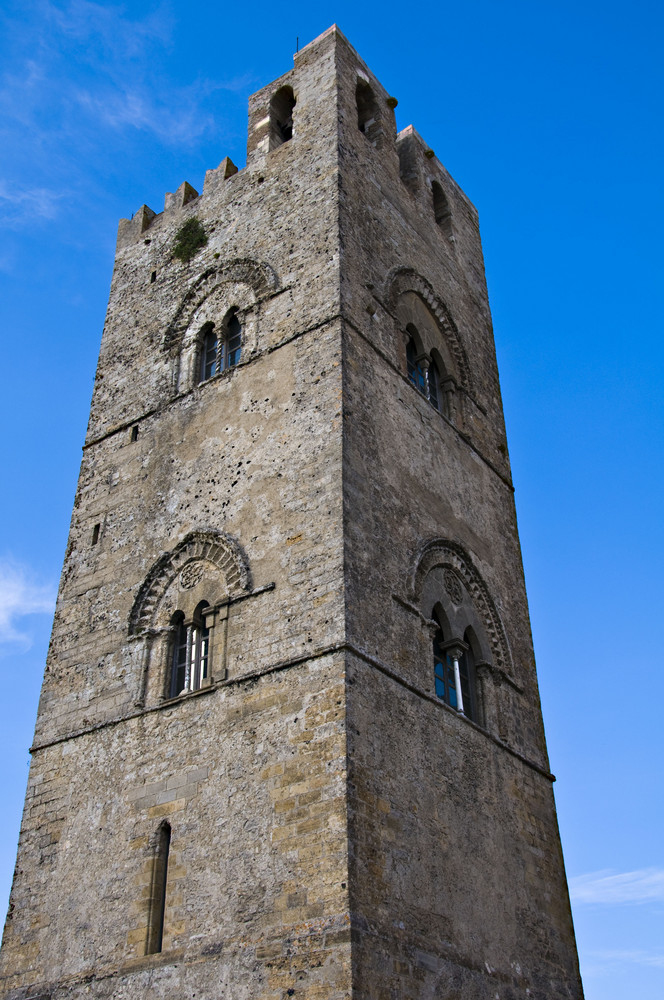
172;217;208;262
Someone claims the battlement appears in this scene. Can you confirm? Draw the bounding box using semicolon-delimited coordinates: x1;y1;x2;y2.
115;25;475;252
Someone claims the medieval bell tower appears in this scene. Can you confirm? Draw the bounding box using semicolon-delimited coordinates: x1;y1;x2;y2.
0;26;584;1000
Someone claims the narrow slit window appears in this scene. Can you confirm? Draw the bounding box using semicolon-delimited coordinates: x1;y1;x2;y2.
150;270;157;283
91;523;100;545
145;822;171;955
130;425;139;442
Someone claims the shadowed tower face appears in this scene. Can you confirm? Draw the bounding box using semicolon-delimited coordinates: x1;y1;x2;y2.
0;26;583;1000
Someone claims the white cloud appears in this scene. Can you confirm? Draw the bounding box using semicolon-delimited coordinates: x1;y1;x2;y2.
569;868;664;905
0;559;56;650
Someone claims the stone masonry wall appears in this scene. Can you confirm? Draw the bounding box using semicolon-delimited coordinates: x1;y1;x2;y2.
2;658;350;999
1;27;353;1000
332;28;583;1000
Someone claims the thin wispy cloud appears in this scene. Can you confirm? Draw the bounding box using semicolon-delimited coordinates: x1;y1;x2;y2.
73;85;215;144
0;0;252;234
43;0;173;56
0;559;56;651
569;868;664;905
0;181;63;226
585;948;664;972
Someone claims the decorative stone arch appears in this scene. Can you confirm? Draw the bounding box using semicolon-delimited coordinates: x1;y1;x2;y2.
164;258;278;353
163;258;279;382
129;530;252;707
129;530;250;637
409;538;513;682
385;267;472;396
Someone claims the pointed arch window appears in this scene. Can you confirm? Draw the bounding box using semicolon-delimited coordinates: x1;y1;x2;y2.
199;310;242;382
170;602;211;698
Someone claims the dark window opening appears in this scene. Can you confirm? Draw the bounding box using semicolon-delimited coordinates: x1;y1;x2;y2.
91;523;100;546
145;822;171;955
270;86;296;149
150;270;157;283
130;425;139;442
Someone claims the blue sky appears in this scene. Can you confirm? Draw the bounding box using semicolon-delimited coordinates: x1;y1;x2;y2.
0;2;662;996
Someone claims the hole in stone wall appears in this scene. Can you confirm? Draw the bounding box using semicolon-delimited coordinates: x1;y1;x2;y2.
92;523;100;545
150;270;157;283
131;425;139;442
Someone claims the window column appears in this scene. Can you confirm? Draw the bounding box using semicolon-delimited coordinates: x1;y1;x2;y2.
441;638;469;717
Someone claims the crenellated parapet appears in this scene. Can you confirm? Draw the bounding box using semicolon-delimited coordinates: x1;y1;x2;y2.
116;158;239;249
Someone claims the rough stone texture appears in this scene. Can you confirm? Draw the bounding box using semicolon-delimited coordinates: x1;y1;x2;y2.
0;25;583;1000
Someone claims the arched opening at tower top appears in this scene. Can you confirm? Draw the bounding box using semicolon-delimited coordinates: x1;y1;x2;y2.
270;85;296;148
356;79;382;146
432;181;453;241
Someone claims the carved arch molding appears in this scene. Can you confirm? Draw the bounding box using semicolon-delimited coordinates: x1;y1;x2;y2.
384;267;473;395
163;257;279;353
409;538;514;681
129;530;251;636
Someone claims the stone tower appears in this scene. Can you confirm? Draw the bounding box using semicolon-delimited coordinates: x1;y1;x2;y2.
0;26;583;1000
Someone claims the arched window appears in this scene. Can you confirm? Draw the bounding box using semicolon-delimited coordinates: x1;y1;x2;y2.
406;327;426;394
432;181;453;241
200;322;218;381
407;325;445;413
432;620;477;722
199;310;242;382
270;85;296;148
169;602;211;698
356;79;382;146
433;628;458;709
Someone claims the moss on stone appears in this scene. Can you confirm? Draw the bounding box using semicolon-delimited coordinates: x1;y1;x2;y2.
172;217;207;262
